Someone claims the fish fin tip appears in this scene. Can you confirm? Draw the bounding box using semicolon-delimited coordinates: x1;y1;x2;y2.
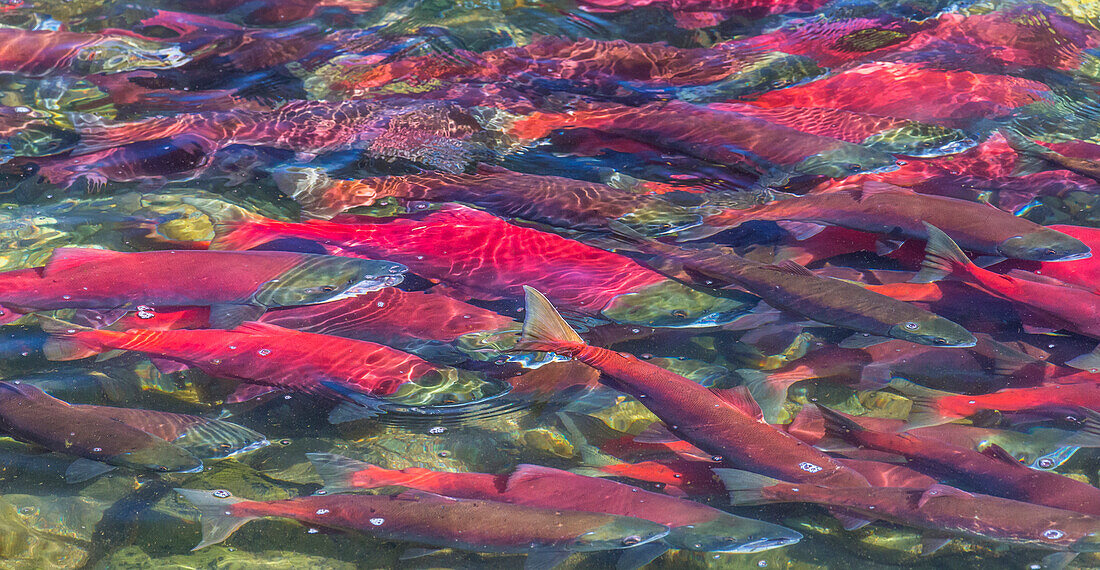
64;459;116;484
776;220;826;241
41;318;102;361
769;260;816;277
827;507;873;531
1040;551;1078;570
919;536;951;556
712;468;784;505
1065;345;1100;371
711;385;764;421
737;368;794;424
615;542;669;570
174;488;252;550
517;286;584;351
524;550;574;570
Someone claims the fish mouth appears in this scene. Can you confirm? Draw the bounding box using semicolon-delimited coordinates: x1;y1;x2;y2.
1051;250;1093;262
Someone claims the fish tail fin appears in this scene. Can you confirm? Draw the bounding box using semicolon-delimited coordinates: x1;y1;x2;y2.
174;488;254;551
38;316;106;361
305;452;398;493
887;378;960;429
516;286;585;354
181;197;275;251
738;368;795;424
272;167;341;219
712;468;786;506
911;223;974;283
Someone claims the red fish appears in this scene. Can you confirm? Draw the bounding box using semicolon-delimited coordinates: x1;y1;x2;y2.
576;0;831;28
0;29;188;76
42;320;499;415
515;286;870;488
890;378;1100;428
720;16;925;67
0;247;404;327
174;488;670;564
748;62;1051;127
818;406;1100;515
274;164;702;234
718;469;1100;556
591;459;727;498
307;454;802;555
194;201;751;328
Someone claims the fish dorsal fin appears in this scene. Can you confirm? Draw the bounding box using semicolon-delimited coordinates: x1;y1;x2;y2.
231;321;293;335
633;422;682;445
788;403;826;444
918;484;972;508
505;464;569;491
979;444;1026;467
769;260;816;277
0;381;66;404
711;386;764;420
43;248;119;277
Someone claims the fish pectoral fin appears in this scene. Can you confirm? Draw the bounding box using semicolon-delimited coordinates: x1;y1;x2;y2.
208;303;266;329
71;308;131;328
709;386;764;421
1040;551;1078;570
919;536;952;556
1065;345;1100;371
149;357;191;375
398;547;446;561
616;541;670;570
827;507;873;531
64;459;117;484
874;237;905;256
776;221;827;241
524;550;574;570
837;333;892;349
326;398;386;424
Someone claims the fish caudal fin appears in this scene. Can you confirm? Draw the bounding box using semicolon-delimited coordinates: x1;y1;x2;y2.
517;286;584;353
271;167;341;219
911;223;973;284
712;468;785;506
38;316;106;361
814;405;869;441
174;488;254;550
305;452;392;494
181;197;275;251
738;368;796;424
887;378;960;429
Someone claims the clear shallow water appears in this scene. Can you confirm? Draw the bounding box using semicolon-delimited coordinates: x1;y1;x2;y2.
0;0;1098;568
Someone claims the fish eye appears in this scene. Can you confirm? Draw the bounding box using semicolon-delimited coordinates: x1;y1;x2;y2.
1045;249;1057;257
903;321;920;330
622;535;642;546
847;163;863;172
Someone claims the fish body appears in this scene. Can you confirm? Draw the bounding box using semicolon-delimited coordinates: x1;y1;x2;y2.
702;185;1090;262
613;225;975;347
0;29;189;76
718;470;1100;552
198;201;752;328
307;454;801;553
175;488;671;557
77;405;269;459
819;406;1100;515
0;247;405;326
274;164;702;235
0;382;201;475
516;286;870;488
43;321;482;404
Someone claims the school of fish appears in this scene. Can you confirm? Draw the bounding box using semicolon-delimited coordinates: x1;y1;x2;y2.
1;0;1100;568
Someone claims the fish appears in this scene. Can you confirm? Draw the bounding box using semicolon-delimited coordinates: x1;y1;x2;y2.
0;247;406;327
77;405;269;460
696;183;1091;262
0;381;202;482
509;100;901;179
913;223;1100;343
0;29;189;76
192;199;754;328
71;99;488;173
1001;224;1100;293
716;469;1100;556
608;220;976;349
274;164;703;235
174;487;671;568
41;319;506;417
576;0;832;28
307;453;802;560
514;286;871;487
747;61;1052;127
889;377;1100;429
817;405;1100;515
587;459;728;498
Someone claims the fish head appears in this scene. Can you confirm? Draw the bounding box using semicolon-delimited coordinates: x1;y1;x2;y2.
861;123;976;157
888;316;977;348
564;516;670;552
793;146;900;178
664;518;802;552
997;230;1092;262
115;442;203;474
254;257;407;307
614;207;703;237
601;281;755;328
72;39;191;75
